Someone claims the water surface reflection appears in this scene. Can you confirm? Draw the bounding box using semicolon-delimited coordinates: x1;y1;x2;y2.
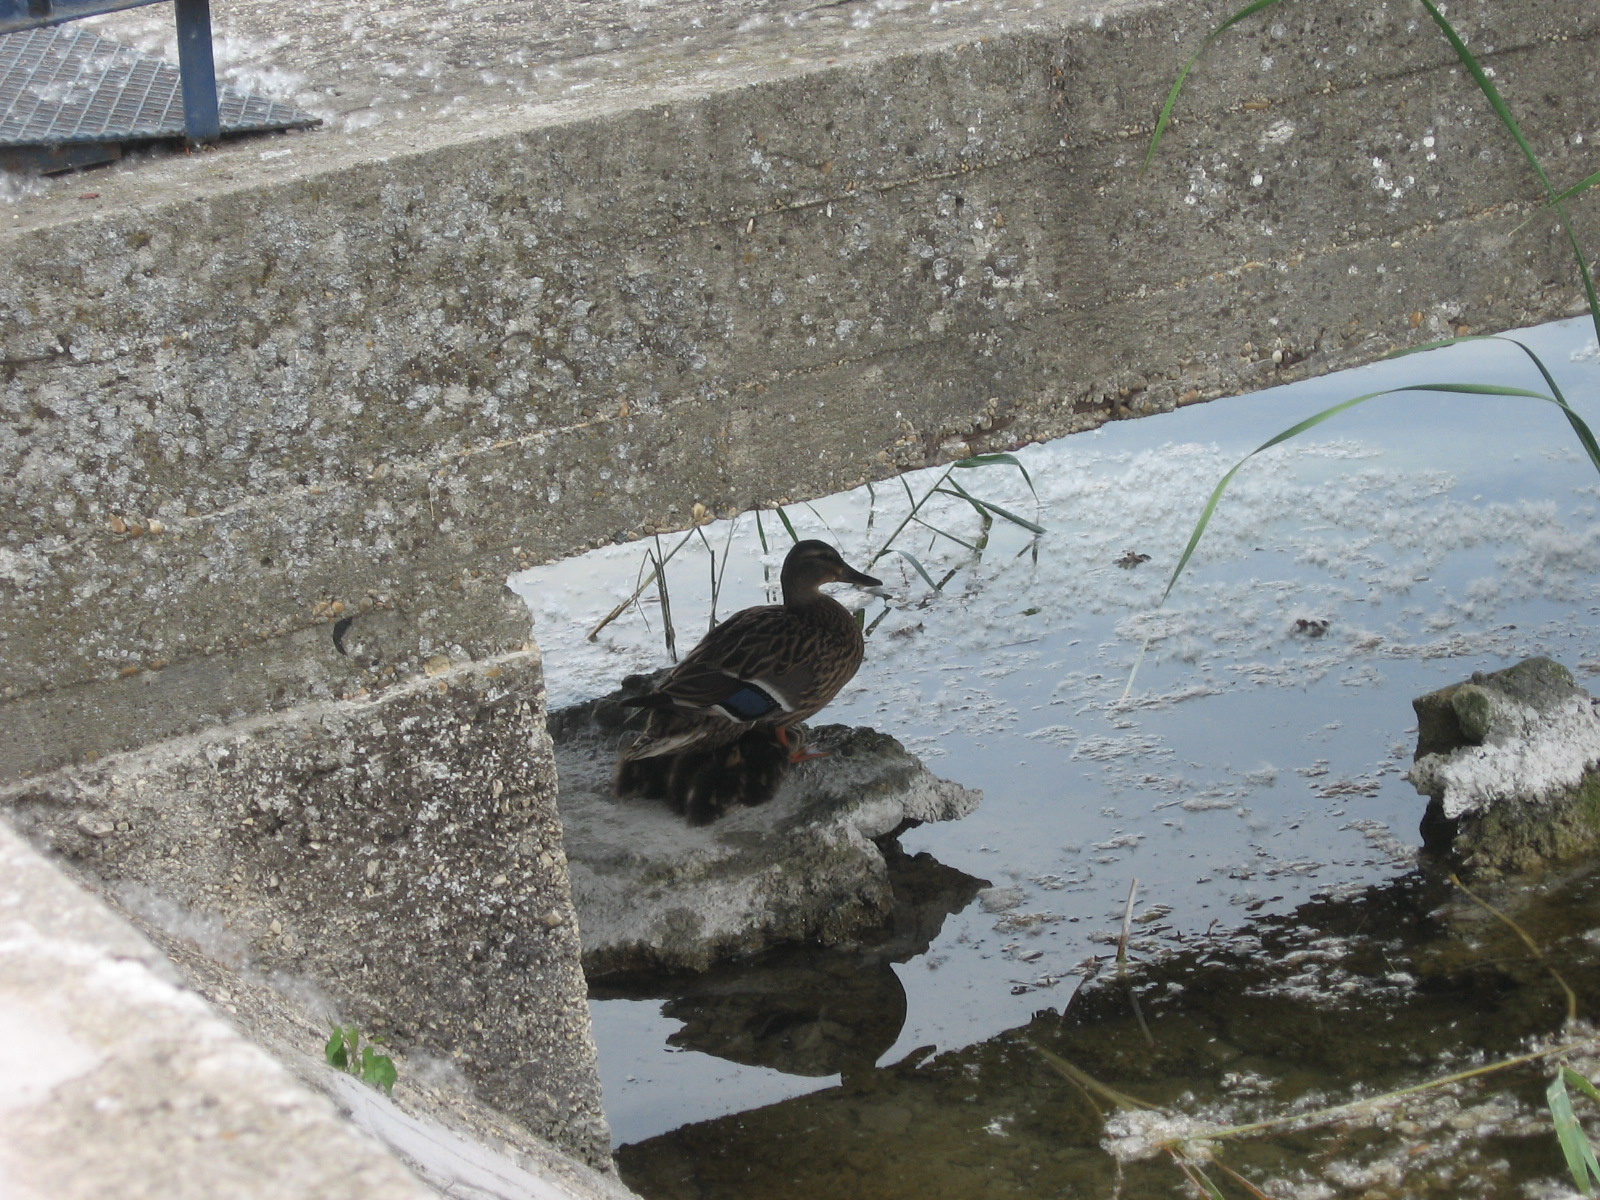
621;863;1600;1199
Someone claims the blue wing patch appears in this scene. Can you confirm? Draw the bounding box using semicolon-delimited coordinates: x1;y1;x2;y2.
716;684;782;721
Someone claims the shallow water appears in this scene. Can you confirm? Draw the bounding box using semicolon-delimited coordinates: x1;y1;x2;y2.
512;317;1600;1194
614;864;1600;1199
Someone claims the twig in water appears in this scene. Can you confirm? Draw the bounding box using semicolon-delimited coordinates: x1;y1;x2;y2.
586;525;701;641
653;537;677;662
1451;873;1578;1023
1032;1042;1159;1114
1118;878;1155;1047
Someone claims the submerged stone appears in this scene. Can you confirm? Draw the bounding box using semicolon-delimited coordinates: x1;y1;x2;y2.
549;691;981;978
1408;656;1600;878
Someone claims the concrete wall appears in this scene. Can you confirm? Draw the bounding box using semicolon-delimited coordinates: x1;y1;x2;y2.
1;0;1598;1184
4;649;612;1164
4;0;1597;778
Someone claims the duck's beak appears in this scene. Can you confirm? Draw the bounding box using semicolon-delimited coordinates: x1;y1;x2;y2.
839;564;885;594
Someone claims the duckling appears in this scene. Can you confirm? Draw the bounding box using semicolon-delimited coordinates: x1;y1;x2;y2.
617;726;793;825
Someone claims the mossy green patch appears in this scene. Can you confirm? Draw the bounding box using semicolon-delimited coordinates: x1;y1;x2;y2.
1450;768;1600;879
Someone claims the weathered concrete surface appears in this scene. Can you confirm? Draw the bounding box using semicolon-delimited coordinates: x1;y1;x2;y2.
0;817;437;1200
0;646;616;1170
1;0;1598;1189
551;695;982;976
1411;656;1600;878
0;812;641;1200
4;0;1599;778
129;878;640;1200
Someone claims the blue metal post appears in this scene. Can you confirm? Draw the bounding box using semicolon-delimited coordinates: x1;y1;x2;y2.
172;0;218;145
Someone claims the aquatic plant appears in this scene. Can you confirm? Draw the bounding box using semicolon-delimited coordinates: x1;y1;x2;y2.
1040;872;1600;1196
325;1023;397;1095
1551;1066;1600;1195
1058;1033;1600;1198
588;453;1042;655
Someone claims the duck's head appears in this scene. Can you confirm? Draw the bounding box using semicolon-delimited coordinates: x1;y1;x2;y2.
781;540;883;601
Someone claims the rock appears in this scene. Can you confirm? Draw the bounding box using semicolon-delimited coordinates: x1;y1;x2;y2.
549;693;982;978
593;846;987;1082
1408;656;1600;877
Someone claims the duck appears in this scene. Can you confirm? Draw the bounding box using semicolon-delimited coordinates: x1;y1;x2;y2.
615;539;883;823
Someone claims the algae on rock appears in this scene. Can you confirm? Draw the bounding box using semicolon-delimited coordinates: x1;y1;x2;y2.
1409;656;1600;878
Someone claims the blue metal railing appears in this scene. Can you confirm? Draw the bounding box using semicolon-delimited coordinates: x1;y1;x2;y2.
0;0;218;144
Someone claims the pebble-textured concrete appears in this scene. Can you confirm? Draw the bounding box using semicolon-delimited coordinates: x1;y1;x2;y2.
2;649;614;1166
1;0;1598;1185
0;819;440;1200
2;0;1596;777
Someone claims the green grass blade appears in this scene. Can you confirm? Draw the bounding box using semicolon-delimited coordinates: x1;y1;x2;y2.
775;506;799;544
802;501;837;542
1145;0;1287;170
1566;1066;1600;1105
952;452;1039;498
1416;0;1600;345
870;467;956;565
695;525;722;629
909;514;981;552
1516;165;1600;233
1398;382;1555;399
970;495;1045;536
1161;386;1443;603
1549;1071;1600;1195
1399;377;1600;475
1496;340;1600;475
1543;166;1600;210
886;548;943;591
1161;370;1600;603
755;508;769;554
1174;1159;1228;1200
937;480;1047;534
934;478;991;523
1382;334;1600;474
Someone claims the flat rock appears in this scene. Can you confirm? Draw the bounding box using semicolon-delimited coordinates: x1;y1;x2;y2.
550;697;981;978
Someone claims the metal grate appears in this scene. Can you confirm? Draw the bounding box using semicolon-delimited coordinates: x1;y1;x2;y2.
0;24;317;147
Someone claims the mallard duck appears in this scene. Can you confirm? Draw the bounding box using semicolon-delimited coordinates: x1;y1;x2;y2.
615;539;882;823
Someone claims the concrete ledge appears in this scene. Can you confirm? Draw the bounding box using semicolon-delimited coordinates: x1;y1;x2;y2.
2;645;612;1169
4;0;1597;776
3;0;1600;1189
0;817;436;1200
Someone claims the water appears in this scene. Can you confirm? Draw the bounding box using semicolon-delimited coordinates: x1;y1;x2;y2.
612;865;1600;1199
511;317;1600;1196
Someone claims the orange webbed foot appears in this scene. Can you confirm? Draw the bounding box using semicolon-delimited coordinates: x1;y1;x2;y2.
776;725;830;764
